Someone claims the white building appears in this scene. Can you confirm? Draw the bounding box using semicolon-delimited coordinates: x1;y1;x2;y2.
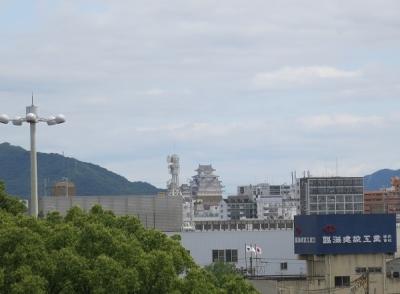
237;182;300;220
175;230;306;276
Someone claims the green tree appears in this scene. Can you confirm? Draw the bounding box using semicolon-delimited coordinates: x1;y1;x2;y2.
205;262;259;294
0;181;26;215
0;197;258;293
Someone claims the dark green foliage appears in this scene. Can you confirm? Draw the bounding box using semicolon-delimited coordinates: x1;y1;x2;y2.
0;142;161;198
0;181;26;215
0;191;259;293
205;263;259;294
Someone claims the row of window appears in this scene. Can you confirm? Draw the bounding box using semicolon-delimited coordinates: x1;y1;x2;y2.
212;249;238;263
355;267;382;273
310;203;363;211
335;276;350;287
309;195;363;203
310;187;363;195
310;210;363;215
308;178;363;187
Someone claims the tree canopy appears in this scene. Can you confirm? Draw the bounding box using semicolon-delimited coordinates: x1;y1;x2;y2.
0;181;258;294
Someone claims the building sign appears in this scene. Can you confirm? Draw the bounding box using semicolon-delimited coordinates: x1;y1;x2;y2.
294;214;397;255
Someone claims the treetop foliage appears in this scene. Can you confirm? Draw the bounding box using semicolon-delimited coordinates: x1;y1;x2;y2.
0;181;258;294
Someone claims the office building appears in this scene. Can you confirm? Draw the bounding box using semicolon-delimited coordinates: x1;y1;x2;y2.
300;177;364;215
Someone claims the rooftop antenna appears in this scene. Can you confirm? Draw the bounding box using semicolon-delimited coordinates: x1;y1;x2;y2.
32;92;34;105
336;157;338;177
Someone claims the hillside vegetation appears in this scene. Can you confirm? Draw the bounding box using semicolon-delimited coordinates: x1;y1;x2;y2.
0;142;160;198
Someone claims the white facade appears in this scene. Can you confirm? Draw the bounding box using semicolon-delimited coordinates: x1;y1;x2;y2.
238;182;300;220
175;230;306;276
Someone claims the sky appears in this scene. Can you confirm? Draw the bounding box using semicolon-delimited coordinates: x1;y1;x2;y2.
1;0;400;194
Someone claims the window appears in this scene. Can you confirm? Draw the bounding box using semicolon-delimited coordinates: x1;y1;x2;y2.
353;178;363;186
354;195;363;202
355;267;366;273
345;203;353;210
336;195;344;202
368;267;382;273
212;249;238;263
226;249;238;262
336;203;344;210
335;179;344;186
280;262;288;270
354;203;363;211
335;187;344;194
327;204;335;211
335;276;350;287
327;196;336;203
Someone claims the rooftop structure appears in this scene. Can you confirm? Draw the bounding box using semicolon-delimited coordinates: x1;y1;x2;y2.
52;179;76;197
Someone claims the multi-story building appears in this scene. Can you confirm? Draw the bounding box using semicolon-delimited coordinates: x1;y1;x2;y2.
226;194;257;220
237;182;300;220
237;183;294;199
300;177;364;215
364;177;400;221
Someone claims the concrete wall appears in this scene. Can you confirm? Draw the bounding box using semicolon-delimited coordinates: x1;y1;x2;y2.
175;230;307;276
39;195;182;232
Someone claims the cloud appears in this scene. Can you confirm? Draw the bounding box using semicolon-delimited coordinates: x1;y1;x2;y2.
298;114;384;129
1;1;400;192
253;66;361;88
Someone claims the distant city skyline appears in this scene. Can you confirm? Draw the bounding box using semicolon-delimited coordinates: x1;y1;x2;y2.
1;1;399;194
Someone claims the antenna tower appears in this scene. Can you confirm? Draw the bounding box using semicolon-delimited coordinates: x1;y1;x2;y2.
167;154;181;197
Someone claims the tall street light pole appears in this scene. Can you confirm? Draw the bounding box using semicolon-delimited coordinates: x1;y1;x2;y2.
0;98;66;217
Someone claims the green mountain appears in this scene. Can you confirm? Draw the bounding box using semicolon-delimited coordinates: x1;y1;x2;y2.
0;142;161;198
364;169;400;191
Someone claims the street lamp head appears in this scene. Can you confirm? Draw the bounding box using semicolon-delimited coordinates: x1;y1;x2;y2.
55;114;66;124
12;116;23;126
26;113;37;123
46;116;57;126
0;114;10;124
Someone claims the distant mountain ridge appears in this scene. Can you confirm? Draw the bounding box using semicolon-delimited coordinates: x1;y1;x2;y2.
364;169;400;191
0;142;161;198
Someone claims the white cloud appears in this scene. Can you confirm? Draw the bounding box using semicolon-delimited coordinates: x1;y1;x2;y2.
1;1;400;191
298;114;384;129
253;66;361;88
